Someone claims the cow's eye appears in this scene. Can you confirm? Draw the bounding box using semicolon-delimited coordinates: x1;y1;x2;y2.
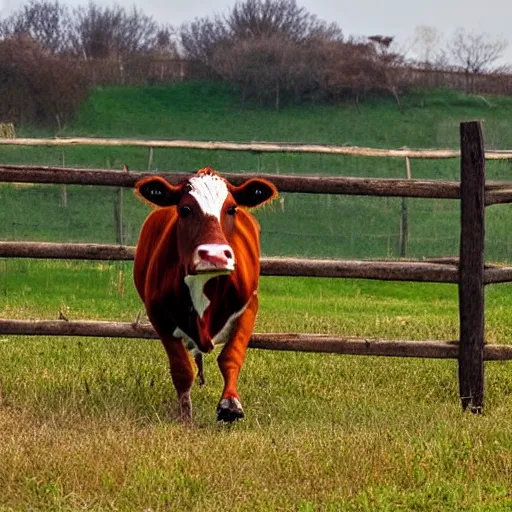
226;206;237;216
179;205;192;217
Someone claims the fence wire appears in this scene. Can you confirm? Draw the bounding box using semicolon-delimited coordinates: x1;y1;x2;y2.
1;144;512;262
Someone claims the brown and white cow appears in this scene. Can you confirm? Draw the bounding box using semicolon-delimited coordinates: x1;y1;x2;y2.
134;168;277;422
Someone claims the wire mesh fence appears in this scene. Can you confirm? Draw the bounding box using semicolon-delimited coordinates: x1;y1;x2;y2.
1;139;512;262
1;182;511;262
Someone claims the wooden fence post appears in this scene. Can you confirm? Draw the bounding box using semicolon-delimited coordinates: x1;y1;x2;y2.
458;121;485;413
147;147;154;171
114;187;124;245
399;157;412;257
60;152;68;207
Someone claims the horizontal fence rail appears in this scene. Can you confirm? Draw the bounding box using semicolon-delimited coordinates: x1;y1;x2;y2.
2;137;512;160
0;165;462;198
1;318;512;360
0;241;462;283
0;242;136;261
3;242;512;284
2;165;512;204
485;188;512;206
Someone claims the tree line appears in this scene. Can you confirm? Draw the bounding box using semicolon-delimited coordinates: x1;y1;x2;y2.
0;0;509;128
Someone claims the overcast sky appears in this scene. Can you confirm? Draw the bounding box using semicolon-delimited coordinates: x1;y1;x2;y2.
1;0;511;65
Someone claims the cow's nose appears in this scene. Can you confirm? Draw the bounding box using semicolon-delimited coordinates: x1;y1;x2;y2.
194;244;235;272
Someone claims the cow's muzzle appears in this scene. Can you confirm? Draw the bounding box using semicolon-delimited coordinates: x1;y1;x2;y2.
192;244;235;274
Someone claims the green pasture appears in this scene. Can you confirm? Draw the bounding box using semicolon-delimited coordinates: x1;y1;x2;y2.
2;261;512;510
2;84;512;510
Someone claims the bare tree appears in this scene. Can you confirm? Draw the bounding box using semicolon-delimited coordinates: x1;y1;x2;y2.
226;0;342;42
448;28;508;92
154;27;178;55
213;35;291;108
322;40;376;105
180;16;229;65
68;3;161;60
116;6;161;55
0;0;70;53
180;0;342;65
181;0;342;107
367;35;408;110
0;1;167;59
213;34;329;109
0;35;89;128
67;3;115;59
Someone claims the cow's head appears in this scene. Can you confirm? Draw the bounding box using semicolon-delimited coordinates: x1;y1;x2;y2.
136;168;277;276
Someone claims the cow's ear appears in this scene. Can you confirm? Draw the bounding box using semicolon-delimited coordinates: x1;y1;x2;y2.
135;176;181;207
230;178;278;208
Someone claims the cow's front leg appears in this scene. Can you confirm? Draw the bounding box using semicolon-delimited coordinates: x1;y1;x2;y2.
194;353;205;386
216;295;258;422
161;337;195;422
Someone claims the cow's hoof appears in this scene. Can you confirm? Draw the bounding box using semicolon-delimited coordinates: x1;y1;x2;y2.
216;397;244;422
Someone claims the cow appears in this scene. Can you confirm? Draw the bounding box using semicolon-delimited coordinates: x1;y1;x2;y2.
133;168;278;422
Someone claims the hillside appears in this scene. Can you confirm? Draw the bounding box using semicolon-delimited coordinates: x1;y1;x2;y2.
6;82;512;176
67;83;512;149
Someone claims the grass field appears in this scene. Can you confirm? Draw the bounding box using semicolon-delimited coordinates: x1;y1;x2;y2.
2;261;512;510
2;84;512;510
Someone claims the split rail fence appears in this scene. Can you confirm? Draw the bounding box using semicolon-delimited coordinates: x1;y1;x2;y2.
2;121;512;412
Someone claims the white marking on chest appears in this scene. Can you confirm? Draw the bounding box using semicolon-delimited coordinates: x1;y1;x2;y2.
184;272;225;318
172;299;252;355
188;174;229;220
172;327;199;354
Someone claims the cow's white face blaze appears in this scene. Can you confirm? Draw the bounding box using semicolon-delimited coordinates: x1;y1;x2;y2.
186;173;235;275
188;173;229;221
180;173;236;321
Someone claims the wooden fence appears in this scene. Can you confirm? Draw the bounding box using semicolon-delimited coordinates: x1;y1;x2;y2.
1;121;512;413
54;57;512;96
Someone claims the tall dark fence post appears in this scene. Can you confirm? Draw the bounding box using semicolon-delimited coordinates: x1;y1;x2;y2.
458;121;485;413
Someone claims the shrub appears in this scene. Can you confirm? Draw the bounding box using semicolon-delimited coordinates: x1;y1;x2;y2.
0;36;90;129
